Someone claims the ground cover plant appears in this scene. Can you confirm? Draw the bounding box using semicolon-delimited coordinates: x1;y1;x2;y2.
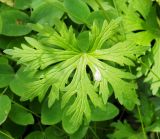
0;0;160;138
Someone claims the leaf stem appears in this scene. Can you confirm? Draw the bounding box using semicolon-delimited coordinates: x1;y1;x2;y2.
1;87;8;95
94;0;110;21
139;59;160;81
112;0;126;40
0;130;14;139
137;105;147;139
89;126;100;139
11;100;40;118
157;132;160;139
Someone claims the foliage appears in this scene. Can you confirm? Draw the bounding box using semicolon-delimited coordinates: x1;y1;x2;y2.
0;0;160;138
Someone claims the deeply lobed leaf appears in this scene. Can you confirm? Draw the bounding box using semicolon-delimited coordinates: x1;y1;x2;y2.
4;19;148;133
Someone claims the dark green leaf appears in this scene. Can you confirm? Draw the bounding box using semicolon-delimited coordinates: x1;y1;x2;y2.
0;95;11;125
9;104;34;126
0;64;14;88
31;2;64;26
64;0;90;24
91;103;119;121
41;100;62;125
25;131;44;139
0;9;31;36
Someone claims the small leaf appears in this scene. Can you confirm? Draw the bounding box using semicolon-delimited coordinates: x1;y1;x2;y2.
24;131;44;139
0;130;14;139
9;104;34;126
31;2;64;26
0;63;14;88
62;109;79;134
9;68;36;97
14;0;32;10
41;100;62;125
91;103;119;121
0;9;31;36
0;95;11;125
64;0;90;24
70;122;89;139
45;126;64;139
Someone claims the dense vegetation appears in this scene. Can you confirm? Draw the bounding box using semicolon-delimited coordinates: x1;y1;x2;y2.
0;0;160;138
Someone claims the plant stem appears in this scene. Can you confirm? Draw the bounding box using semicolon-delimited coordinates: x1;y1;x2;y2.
94;0;110;21
137;105;147;139
11;100;40;118
0;130;14;139
157;132;160;139
139;59;160;81
1;87;8;95
112;0;126;40
89;126;100;139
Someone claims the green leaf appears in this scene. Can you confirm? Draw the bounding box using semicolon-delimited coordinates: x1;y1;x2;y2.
45;126;64;139
77;31;89;52
64;0;90;24
137;94;154;126
0;0;14;7
9;104;34;126
25;127;64;139
0;95;11;125
41;100;62;125
91;103;119;121
0;57;8;64
31;1;64;26
25;131;44;139
2;119;25;139
5;19;148;133
88;18;121;51
146;119;160;132
62;108;79;134
108;121;143;139
69;122;89;139
0;63;14;88
9;68;36;97
13;0;32;10
145;39;160;95
0;130;14;139
0;35;10;49
117;0;160;46
0;9;31;36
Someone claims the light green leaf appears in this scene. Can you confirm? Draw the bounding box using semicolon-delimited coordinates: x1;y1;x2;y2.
13;0;32;10
145;39;160;95
0;95;11;125
117;0;160;46
89;18;121;51
9;104;34;126
0;0;14;7
108;121;143;139
5;19;148;133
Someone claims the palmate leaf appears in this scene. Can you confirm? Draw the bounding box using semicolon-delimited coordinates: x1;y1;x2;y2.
116;0;160;95
116;0;160;46
145;39;160;95
4;19;148;133
108;121;143;139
